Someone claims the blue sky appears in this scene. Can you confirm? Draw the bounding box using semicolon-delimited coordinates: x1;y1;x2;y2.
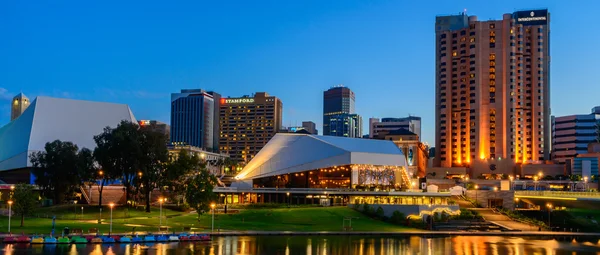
1;0;598;145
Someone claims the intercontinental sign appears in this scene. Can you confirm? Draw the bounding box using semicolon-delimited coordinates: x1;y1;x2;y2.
222;98;255;104
513;9;548;25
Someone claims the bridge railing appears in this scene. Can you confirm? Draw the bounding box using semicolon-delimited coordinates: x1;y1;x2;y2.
515;191;600;198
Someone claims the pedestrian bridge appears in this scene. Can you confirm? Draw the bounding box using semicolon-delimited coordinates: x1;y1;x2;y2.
515;191;600;201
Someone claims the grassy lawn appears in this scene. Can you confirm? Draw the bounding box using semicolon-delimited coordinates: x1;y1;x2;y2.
0;206;417;234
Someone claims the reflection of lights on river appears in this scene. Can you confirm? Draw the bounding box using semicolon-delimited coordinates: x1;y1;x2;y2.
307;238;312;255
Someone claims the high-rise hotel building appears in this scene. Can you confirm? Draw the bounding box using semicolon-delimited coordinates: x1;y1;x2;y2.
219;92;283;162
434;10;550;170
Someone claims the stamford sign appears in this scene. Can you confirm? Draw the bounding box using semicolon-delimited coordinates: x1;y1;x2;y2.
222;98;255;104
513;9;548;25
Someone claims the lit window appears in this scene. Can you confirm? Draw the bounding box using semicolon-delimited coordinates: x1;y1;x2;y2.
452;51;457;57
489;53;496;60
470;37;475;42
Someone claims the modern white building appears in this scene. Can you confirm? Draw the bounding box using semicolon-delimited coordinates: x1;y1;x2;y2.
234;133;410;188
0;96;137;183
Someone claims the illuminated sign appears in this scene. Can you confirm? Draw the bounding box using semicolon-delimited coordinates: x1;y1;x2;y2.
139;120;150;126
513;10;548;25
221;98;255;104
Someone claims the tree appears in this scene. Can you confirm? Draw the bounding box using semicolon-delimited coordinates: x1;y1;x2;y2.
94;121;142;206
185;168;218;218
138;128;169;212
30;140;93;204
164;150;202;205
12;184;37;227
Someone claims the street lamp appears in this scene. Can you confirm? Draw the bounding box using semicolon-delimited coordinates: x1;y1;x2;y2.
546;203;552;230
584;176;589;191
109;203;115;235
286;192;290;207
159;198;164;226
73;200;78;220
210;203;216;232
534;176;539;191
7;200;12;234
509;176;514;190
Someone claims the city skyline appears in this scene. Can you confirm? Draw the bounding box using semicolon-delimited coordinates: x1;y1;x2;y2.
2;0;599;145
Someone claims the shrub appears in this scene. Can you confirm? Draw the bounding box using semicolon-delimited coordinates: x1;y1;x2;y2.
389;210;406;225
375;206;385;219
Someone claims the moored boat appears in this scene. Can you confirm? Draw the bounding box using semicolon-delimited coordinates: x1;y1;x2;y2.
31;237;44;244
119;236;132;243
156;235;168;242
43;236;57;244
71;236;88;243
143;235;156;242
101;236;116;243
91;237;103;243
16;236;31;243
131;236;143;243
57;237;70;244
168;235;180;242
3;237;17;243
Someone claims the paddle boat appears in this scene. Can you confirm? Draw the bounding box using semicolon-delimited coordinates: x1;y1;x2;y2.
57;237;70;244
91;237;103;243
101;236;116;243
16;235;31;243
31;237;44;244
156;235;168;242
43;236;58;244
85;235;95;242
111;235;121;242
131;236;143;243
119;236;132;243
168;235;180;242
143;235;156;242
179;235;190;241
199;234;211;241
71;236;88;244
3;237;17;243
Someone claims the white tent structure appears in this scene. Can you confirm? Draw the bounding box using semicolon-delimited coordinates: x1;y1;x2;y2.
235;133;411;187
0;96;137;172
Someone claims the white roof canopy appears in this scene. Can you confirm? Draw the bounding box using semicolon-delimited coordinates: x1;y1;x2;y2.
235;134;408;180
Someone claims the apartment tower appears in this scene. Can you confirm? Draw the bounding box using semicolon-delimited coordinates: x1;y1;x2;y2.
434;10;550;171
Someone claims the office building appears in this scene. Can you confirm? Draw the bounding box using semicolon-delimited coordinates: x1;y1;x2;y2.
327;113;362;138
11;93;30;121
302;121;318;135
0;96;136;183
139;120;170;139
552;106;600;164
323;86;355;136
369;116;422;140
434;10;551;174
170;89;216;151
219;92;283;162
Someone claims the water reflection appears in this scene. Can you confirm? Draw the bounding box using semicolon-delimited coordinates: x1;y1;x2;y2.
1;235;600;255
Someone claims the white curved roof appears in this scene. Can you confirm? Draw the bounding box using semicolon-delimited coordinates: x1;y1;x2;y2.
0;96;137;171
235;133;408;180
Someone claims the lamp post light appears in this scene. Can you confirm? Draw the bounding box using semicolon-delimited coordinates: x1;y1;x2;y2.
584;176;588;191
493;187;498;208
286;192;290;207
210;203;216;232
546;203;552;230
109;203;115;235
515;197;519;208
533;176;539;191
159;198;164;226
73;200;78;220
509;176;514;190
7;200;12;234
81;206;84;219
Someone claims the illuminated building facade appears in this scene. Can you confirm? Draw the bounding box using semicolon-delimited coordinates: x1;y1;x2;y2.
323;86;355;136
219;92;283;162
11;93;29;121
434;10;551;173
327;113;362;138
374;129;428;178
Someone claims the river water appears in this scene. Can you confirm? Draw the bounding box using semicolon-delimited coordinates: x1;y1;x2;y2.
2;235;600;255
